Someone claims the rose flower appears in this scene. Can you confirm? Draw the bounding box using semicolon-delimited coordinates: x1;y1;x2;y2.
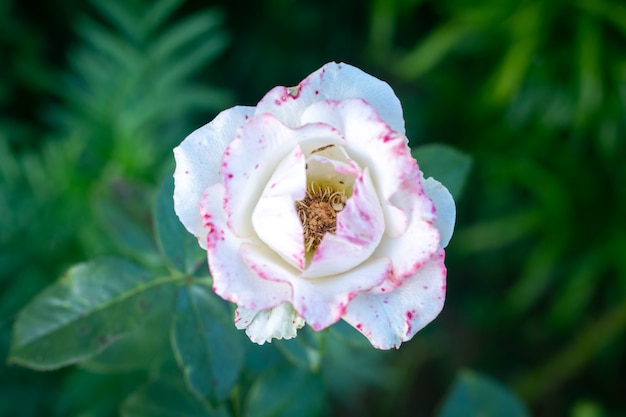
174;62;455;349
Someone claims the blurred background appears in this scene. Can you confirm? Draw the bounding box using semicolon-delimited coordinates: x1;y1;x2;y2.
1;0;625;415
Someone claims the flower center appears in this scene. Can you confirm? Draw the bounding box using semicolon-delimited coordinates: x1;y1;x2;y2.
295;182;347;253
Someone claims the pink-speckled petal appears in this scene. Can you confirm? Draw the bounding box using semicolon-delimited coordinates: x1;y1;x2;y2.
241;242;391;331
222;114;344;237
370;167;440;293
235;303;305;345
301;99;419;237
296;257;392;331
252;146;307;270
422;175;456;248
302;99;439;287
343;249;446;349
200;183;292;310
255;62;405;133
302;169;385;278
174;106;255;248
305;152;360;192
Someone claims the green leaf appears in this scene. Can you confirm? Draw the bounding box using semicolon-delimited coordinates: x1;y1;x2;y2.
94;199;160;264
244;367;325;417
413;143;472;200
437;370;530;417
121;377;231;417
154;175;205;274
171;283;244;406
80;282;175;372
9;258;178;370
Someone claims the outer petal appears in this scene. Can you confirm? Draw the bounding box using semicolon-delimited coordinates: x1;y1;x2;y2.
174;106;255;248
343;249;447;349
302;169;385;278
235;303;305;344
241;243;391;331
255;62;405;133
294;257;392;331
222;114;343;237
371;167;440;292
252;145;307;270
200;183;293;310
422;176;456;248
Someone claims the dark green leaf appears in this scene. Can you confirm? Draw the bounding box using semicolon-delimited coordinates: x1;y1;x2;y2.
154;175;205;274
80;282;175;372
171;283;244;406
413;143;472;200
437;370;531;417
94;199;160;264
121;377;231;417
245;367;325;417
9;258;178;370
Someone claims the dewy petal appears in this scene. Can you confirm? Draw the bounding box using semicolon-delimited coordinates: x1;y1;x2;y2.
302;169;385;278
174;106;255;248
422;176;456;248
343;249;446;350
235;303;305;345
200;183;293;310
222;114;344;237
252;145;307;270
241;242;391;331
255;62;405;133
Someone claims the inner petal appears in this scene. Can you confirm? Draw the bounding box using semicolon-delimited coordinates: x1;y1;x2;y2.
300;168;385;279
305;145;360;195
251;145;307;270
294;148;360;257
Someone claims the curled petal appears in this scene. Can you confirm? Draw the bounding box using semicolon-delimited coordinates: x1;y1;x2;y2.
371;167;440;292
302;169;385;278
252;146;307;270
302;99;439;287
422;176;456;248
255;62;405;133
174;106;255;247
200;183;292;310
235;303;305;344
301;99;416;237
343;250;447;349
222;115;343;237
305;151;360;193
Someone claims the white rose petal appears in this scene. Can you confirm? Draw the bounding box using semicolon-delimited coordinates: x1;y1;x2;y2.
235;303;305;344
343;249;447;349
174;62;456;349
422;176;456;249
174;106;255;248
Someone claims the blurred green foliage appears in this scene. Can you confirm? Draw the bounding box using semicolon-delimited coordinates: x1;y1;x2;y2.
1;0;625;416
